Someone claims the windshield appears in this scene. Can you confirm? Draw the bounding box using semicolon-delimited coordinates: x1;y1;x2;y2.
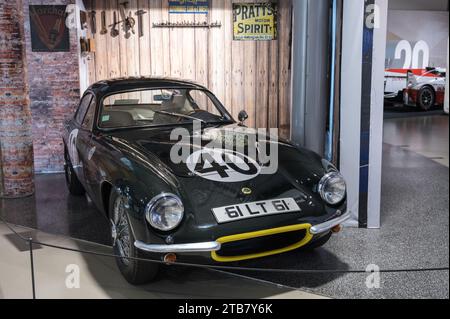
99;88;232;129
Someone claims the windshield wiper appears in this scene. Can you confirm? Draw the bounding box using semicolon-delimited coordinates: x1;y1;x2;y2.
153;110;207;125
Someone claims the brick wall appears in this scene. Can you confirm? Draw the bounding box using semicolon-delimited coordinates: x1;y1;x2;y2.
23;0;80;173
0;0;35;197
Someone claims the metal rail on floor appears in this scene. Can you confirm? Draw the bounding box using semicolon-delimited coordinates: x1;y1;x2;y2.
0;216;449;299
28;238;36;299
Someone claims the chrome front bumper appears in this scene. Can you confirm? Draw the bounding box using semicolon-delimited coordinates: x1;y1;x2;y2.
309;211;351;235
134;240;221;253
134;211;351;253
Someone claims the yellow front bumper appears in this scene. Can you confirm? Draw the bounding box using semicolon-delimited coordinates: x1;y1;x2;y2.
211;223;313;263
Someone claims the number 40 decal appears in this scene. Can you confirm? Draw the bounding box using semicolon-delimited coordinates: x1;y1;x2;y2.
187;149;261;183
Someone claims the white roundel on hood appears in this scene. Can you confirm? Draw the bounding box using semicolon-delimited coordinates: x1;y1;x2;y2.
186;149;261;183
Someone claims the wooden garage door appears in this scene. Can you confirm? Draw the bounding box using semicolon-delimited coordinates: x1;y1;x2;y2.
85;0;292;138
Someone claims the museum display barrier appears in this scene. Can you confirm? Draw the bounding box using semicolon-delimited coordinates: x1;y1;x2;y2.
1;215;448;299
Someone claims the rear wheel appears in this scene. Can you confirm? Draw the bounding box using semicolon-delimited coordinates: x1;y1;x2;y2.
64;148;85;196
417;86;435;111
109;190;159;285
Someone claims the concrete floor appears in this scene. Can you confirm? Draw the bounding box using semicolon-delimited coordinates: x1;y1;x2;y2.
227;114;449;299
0;222;324;299
383;102;445;119
227;115;449;298
383;115;449;167
0;114;448;299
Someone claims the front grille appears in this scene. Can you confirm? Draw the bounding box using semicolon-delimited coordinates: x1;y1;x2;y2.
217;230;307;257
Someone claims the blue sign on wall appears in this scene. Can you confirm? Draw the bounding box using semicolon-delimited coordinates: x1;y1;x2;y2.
169;1;209;14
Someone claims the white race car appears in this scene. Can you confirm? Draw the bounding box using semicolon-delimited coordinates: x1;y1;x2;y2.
385;68;446;111
384;68;446;105
403;68;446;111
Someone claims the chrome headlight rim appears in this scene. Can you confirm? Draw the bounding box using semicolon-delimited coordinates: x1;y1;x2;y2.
318;171;347;206
145;193;184;232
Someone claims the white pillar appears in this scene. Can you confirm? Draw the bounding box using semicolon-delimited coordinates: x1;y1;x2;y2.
367;0;388;229
340;0;388;228
339;0;364;227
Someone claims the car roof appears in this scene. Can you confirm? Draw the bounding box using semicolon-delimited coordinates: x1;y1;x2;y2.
88;77;208;95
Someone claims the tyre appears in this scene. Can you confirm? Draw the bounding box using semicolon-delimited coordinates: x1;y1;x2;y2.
417;86;435;111
303;232;332;250
64;148;85;196
109;189;159;285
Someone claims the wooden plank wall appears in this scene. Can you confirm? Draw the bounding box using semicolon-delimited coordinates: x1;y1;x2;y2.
85;0;293;137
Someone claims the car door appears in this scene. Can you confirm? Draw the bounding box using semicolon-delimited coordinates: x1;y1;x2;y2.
67;93;94;186
75;93;97;192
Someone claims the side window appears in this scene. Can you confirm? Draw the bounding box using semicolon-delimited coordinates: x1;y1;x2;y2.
75;94;93;125
82;98;96;130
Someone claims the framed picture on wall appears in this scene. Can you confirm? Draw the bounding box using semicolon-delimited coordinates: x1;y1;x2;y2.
29;5;70;52
233;2;278;41
169;0;209;14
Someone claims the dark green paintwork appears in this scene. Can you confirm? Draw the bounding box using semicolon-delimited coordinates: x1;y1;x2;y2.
63;78;347;264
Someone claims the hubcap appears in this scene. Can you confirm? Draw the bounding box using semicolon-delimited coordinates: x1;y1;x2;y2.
112;195;131;265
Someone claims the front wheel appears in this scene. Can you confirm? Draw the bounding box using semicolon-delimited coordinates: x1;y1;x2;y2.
109;190;159;285
417;86;435;111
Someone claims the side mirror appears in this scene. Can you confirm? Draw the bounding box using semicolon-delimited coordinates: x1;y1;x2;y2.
238;110;249;124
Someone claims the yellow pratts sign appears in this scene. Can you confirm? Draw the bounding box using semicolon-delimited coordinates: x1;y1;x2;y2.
233;3;278;41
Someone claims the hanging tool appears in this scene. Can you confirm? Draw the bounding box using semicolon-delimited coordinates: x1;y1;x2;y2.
125;11;136;35
135;10;147;37
111;11;119;37
152;20;222;29
118;1;135;37
100;11;107;35
90;10;97;34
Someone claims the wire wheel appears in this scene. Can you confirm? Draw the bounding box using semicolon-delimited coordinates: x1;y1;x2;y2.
112;195;131;265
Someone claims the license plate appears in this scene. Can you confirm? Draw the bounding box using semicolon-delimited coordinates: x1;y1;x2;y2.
212;198;301;224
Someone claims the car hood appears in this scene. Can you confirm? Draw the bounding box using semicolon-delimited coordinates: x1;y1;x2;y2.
110;124;328;221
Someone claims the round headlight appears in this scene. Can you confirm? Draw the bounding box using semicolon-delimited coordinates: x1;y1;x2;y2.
318;172;346;205
145;193;184;231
